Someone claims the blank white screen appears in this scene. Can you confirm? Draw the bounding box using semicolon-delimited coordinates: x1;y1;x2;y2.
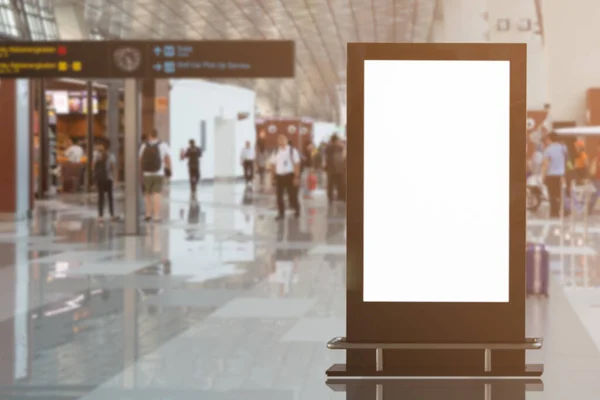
363;60;510;303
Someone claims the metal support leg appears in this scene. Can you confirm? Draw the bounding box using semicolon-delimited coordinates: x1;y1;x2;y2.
86;81;94;192
376;383;383;400
484;348;492;372
376;348;383;372
484;383;492;400
124;79;140;235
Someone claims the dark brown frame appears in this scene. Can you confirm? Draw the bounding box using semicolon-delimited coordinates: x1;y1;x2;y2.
345;43;527;373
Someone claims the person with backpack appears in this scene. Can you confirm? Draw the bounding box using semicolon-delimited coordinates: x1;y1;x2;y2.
138;129;171;222
256;141;268;189
93;141;118;222
181;139;202;197
325;134;346;205
541;132;568;218
274;134;301;220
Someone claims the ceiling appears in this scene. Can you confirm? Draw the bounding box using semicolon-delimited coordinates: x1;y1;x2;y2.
79;0;442;121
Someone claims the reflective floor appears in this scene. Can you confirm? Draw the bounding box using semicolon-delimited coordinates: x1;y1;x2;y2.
0;182;598;399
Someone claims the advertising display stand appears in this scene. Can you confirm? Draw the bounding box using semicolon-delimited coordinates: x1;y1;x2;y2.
326;43;543;378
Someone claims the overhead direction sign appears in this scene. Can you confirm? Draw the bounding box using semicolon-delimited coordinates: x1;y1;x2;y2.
0;40;295;79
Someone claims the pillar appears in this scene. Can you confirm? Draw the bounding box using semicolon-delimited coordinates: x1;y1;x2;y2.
488;0;548;110
141;79;170;144
106;80;120;180
154;79;170;143
141;79;155;139
0;79;31;221
123;79;140;235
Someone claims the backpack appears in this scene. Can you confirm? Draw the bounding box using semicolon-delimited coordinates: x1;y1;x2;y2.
141;142;162;173
94;157;108;182
331;146;345;173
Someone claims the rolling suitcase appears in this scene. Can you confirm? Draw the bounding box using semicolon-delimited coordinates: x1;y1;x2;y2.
526;243;549;296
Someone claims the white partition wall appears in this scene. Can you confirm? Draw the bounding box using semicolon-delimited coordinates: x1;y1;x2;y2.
169;79;255;181
214;117;237;179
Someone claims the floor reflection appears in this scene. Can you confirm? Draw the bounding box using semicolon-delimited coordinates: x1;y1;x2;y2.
0;184;598;399
327;379;543;400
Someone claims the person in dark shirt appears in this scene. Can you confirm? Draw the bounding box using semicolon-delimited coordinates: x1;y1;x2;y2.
301;142;315;198
181;139;203;197
588;143;600;214
325;134;346;204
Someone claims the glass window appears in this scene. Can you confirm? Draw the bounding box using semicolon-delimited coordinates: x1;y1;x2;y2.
45;19;58;39
0;5;19;37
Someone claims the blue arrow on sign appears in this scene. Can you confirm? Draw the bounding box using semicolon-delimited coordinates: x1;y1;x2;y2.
153;63;162;71
153;46;161;56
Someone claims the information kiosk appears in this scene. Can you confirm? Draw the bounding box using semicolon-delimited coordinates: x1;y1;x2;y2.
326;42;543;378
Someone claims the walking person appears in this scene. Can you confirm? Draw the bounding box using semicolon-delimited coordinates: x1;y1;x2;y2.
256;141;268;189
240;141;255;187
588;143;600;214
93;141;118;223
139;134;147;218
325;134;346;205
541;132;568;219
181;139;202;198
139;129;171;222
274;134;301;220
301;142;315;199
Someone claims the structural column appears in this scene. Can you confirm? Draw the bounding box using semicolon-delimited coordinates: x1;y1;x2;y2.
105;81;121;180
0;79;31;221
124;79;141;235
154;79;170;143
141;79;155;139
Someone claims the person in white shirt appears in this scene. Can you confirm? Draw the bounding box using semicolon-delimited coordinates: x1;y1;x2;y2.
273;134;301;220
240;141;255;186
65;140;84;163
65;140;85;190
138;129;171;222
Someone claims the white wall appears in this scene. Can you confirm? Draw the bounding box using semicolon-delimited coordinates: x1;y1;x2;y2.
443;0;488;42
545;0;600;123
169;79;256;181
488;0;548;109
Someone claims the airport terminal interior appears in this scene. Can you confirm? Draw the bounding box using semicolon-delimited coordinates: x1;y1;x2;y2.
1;0;600;399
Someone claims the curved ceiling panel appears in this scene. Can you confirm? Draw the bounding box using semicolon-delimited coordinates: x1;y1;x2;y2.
79;0;440;121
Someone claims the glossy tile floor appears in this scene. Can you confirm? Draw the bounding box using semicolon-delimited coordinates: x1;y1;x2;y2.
0;182;598;399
